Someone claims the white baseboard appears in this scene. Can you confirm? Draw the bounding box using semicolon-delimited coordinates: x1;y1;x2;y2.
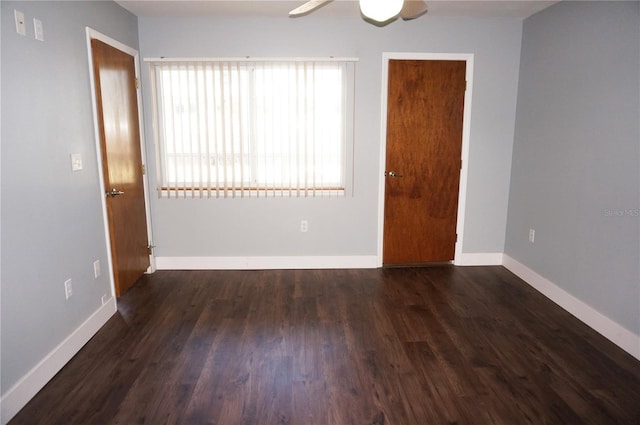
155;255;379;270
157;254;504;270
456;252;504;266
0;297;117;425
502;255;640;361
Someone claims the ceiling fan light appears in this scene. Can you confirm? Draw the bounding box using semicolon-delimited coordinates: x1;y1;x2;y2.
360;0;404;22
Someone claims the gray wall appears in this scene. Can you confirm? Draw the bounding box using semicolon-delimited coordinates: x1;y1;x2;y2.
505;1;640;334
1;1;138;395
138;16;523;258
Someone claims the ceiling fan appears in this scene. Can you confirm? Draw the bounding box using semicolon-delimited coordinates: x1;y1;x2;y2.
289;0;429;23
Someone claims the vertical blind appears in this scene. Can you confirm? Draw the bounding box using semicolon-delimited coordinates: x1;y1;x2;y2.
148;58;355;198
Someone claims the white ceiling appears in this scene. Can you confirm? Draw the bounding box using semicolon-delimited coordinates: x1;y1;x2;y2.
115;0;558;19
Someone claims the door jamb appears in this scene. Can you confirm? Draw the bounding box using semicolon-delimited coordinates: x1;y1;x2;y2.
376;52;474;266
85;28;156;300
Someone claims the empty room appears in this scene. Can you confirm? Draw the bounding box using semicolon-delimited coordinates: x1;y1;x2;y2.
1;0;639;424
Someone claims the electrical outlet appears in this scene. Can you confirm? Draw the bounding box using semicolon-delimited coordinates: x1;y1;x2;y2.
64;279;73;299
300;220;308;233
71;153;83;171
529;229;535;243
33;18;44;41
93;260;100;278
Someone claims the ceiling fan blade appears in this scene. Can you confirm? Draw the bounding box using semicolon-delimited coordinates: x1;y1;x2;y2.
400;0;428;20
289;0;334;17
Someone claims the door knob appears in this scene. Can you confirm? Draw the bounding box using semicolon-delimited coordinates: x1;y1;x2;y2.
385;171;402;178
105;188;125;197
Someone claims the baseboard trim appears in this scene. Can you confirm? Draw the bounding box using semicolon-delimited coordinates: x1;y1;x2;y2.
155;255;379;270
502;255;640;361
456;252;504;266
0;297;117;425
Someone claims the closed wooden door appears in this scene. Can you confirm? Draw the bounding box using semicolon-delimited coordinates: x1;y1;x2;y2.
383;60;466;265
91;39;149;296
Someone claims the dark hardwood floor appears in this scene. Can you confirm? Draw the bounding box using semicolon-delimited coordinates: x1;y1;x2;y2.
9;267;640;424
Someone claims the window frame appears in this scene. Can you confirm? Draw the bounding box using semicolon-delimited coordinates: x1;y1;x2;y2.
146;57;357;198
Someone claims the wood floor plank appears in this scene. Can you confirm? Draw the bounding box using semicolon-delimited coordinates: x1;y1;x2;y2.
8;267;640;425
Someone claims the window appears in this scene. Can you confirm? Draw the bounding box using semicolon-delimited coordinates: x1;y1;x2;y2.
149;58;355;198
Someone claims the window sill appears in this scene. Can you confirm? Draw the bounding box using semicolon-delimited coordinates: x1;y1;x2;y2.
158;187;346;198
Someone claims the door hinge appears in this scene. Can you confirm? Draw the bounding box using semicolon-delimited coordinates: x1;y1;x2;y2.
147;244;155;255
141;164;146;175
135;78;140;89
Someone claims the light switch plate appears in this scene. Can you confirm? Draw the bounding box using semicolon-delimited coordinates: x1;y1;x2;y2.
15;10;26;36
71;153;83;172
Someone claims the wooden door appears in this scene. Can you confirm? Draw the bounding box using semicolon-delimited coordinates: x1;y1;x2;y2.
383;59;466;265
91;39;149;296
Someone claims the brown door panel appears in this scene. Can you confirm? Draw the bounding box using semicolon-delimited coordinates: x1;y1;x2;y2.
383;60;466;265
92;39;149;296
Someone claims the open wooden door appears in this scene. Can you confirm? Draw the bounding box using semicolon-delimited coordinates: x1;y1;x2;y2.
91;38;150;296
383;59;466;265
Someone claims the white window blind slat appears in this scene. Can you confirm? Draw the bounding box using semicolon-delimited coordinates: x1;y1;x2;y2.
188;62;197;198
